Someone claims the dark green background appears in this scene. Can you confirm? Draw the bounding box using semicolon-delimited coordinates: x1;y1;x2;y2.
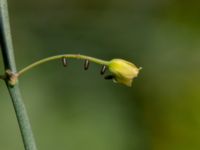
0;0;200;149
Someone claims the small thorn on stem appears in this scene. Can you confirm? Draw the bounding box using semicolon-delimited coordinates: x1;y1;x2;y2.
62;57;67;67
100;65;107;75
84;59;90;70
104;75;114;80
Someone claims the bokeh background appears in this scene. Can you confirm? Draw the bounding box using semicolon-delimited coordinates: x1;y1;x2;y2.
1;0;200;149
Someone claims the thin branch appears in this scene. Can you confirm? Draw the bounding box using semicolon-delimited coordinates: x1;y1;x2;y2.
17;54;110;77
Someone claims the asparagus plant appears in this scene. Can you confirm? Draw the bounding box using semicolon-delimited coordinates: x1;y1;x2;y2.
0;0;141;149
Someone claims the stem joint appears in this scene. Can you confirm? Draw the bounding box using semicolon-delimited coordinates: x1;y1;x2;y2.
5;69;18;86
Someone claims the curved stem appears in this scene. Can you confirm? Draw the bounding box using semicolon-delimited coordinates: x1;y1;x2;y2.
17;54;110;77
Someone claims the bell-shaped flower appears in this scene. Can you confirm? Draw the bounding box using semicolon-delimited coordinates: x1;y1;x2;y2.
108;59;141;87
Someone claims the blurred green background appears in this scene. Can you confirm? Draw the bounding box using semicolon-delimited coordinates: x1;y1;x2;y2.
1;0;200;149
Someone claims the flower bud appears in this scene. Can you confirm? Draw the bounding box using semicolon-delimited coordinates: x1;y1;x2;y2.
108;59;141;87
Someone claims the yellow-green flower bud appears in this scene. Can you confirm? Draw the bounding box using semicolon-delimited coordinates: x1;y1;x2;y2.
108;59;141;87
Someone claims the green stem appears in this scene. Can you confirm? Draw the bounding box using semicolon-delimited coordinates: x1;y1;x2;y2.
0;0;37;150
17;54;110;77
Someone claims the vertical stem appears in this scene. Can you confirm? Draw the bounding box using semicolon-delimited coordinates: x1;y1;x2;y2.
0;0;37;150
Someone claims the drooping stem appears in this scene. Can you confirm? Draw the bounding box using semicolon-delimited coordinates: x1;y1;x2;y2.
0;0;37;150
17;54;110;77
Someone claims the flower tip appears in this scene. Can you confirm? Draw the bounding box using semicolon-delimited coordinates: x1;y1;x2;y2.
108;59;141;87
